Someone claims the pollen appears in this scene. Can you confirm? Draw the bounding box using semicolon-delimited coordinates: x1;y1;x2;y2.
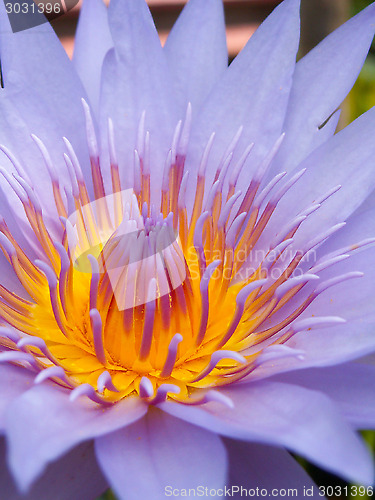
0;102;365;406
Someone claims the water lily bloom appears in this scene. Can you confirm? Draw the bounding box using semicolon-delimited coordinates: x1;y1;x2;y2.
1;0;375;498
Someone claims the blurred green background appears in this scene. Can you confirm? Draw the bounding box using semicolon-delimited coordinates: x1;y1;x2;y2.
349;0;375;123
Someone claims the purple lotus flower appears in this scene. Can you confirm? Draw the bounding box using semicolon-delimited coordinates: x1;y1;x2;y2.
1;0;375;498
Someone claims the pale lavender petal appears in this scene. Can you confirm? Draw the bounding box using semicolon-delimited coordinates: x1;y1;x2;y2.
256;195;375;374
260;106;375;251
306;246;375;323
161;381;374;485
164;0;227;112
301;189;375;322
100;0;178;197
319;198;375;254
0;438;107;500
0;2;91;209
252;225;375;376
225;439;322;499
185;0;300;205
0;364;34;431
95;410;227;500
5;384;147;492
0;183;40;260
73;0;113;117
274;363;375;430
0;252;31;297
274;3;375;174
278;224;375;369
251;319;375;382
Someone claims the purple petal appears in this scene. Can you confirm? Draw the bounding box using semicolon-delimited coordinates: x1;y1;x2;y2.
254;198;375;378
274;2;375;174
317;197;375;256
0;252;32;298
0;2;91;211
305;248;375;324
0;364;34;432
225;439;322;499
100;0;178;198
73;0;113;117
160;381;374;485
280;227;375;370
164;0;227;113
5;383;147;492
0;438;107;500
185;0;300;205
253;220;375;377
251;315;375;380
274;362;375;430
95;410;227;500
261;106;375;251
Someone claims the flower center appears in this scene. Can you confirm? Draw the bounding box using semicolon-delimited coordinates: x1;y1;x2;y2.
0;103;363;406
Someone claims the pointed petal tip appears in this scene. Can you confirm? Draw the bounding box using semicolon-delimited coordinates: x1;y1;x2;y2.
359;0;375;19
279;0;301;13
